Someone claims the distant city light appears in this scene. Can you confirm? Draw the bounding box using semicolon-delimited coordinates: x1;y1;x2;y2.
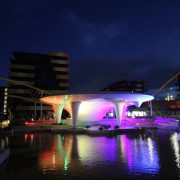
151;86;178;100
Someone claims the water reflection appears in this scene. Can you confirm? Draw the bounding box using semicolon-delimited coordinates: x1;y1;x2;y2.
37;133;160;176
38;135;73;174
77;136;117;164
0;136;9;167
119;134;159;174
24;134;34;146
3;131;180;179
0;136;9;149
170;132;180;171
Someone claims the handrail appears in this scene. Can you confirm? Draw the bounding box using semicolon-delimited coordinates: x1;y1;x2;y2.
152;72;180;96
0;76;52;95
8;95;40;103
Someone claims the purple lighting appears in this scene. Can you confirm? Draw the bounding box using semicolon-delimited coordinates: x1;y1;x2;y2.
40;93;154;127
120;135;160;174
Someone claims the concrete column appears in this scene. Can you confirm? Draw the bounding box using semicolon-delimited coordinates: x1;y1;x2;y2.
71;101;81;128
150;101;153;117
40;91;44;119
34;102;37;119
53;104;65;124
113;102;127;127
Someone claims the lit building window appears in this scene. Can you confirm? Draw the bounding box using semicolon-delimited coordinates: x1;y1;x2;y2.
165;93;174;101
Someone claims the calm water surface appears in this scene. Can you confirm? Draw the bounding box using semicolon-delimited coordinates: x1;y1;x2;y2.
1;130;180;179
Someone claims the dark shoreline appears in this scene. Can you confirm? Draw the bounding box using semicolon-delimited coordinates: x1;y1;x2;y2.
0;126;157;135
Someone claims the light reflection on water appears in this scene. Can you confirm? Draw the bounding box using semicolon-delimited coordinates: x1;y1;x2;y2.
1;131;180;179
38;135;73;174
170;132;180;176
37;133;160;177
120;135;159;174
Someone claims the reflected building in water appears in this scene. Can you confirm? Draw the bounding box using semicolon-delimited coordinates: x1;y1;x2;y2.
37;134;160;176
170;132;180;177
2;131;180;179
118;134;160;174
37;134;80;174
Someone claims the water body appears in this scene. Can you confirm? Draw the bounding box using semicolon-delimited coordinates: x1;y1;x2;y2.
0;130;180;179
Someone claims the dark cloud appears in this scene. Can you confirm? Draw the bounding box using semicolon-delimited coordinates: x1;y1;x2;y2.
68;12;128;44
0;0;180;91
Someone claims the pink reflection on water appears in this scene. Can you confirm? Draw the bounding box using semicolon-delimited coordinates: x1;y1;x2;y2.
120;134;160;173
77;135;117;165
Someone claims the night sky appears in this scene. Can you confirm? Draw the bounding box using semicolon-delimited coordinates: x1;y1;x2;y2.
0;0;180;92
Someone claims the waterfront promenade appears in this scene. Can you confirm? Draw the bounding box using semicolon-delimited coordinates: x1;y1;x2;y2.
0;116;179;135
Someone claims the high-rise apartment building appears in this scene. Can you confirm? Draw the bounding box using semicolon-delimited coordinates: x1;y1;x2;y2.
0;87;8;118
8;51;69;120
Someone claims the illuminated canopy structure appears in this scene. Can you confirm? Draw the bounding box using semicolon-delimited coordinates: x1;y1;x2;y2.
40;93;154;128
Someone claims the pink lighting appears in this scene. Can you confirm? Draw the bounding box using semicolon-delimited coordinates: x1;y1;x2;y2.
40;93;154;127
78;100;114;121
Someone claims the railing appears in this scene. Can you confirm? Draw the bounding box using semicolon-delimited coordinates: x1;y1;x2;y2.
152;72;180;96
